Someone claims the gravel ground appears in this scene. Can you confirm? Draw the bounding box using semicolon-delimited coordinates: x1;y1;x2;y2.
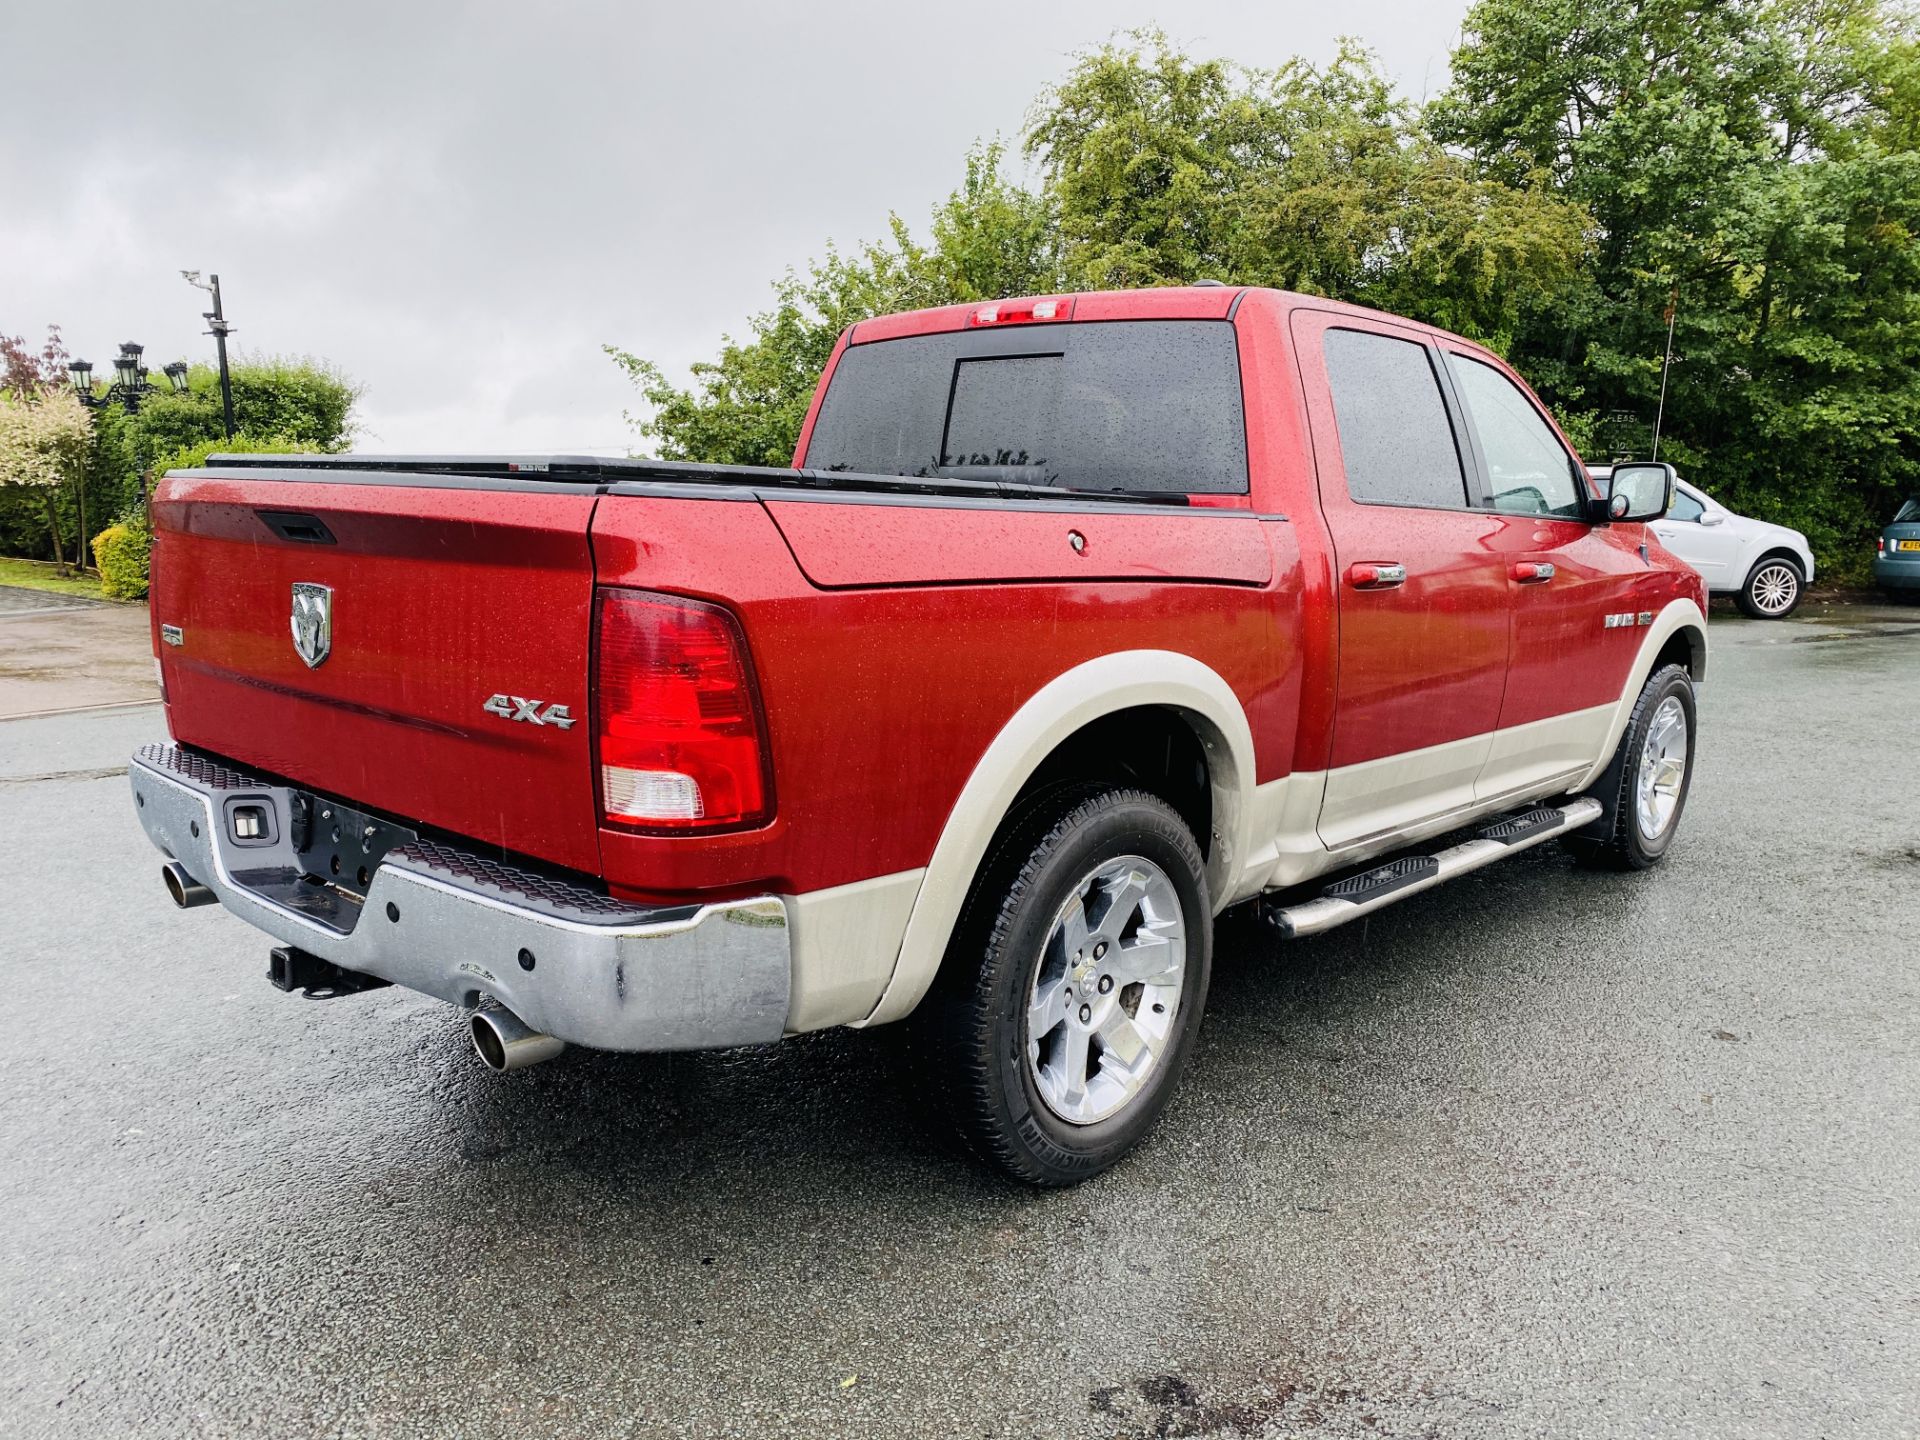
1;603;1916;1439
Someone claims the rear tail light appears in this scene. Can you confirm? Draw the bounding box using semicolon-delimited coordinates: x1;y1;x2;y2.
1879;536;1888;555
967;296;1075;327
593;589;773;832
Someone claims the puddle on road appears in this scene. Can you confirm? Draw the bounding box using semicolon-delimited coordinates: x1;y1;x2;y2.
1773;623;1920;644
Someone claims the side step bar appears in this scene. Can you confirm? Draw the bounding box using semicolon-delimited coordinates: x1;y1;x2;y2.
1263;797;1604;940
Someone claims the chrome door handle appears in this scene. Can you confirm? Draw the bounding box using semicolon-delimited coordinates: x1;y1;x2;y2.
1511;561;1556;583
1348;562;1407;589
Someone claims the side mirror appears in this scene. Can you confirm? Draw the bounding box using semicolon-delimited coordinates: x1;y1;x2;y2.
1698;510;1726;527
1602;462;1675;523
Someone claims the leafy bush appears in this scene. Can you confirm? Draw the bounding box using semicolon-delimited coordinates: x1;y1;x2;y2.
92;508;151;599
149;433;310;476
0;345;359;567
0;388;93;569
122;356;358;472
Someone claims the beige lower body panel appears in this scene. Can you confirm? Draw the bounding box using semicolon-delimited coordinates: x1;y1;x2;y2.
782;869;924;1034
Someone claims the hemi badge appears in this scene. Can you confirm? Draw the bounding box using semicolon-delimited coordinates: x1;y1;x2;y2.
160;624;184;647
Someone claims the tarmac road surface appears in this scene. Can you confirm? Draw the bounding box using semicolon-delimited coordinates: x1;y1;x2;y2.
2;601;1916;1438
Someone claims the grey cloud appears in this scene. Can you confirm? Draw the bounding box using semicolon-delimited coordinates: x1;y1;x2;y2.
4;0;1469;452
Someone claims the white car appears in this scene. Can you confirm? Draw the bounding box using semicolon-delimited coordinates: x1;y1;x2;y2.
1590;467;1816;619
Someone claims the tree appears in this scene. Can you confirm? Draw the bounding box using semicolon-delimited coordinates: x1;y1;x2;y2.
608;143;1058;465
0;389;93;571
1;326;69;398
1032;35;1591;344
1432;0;1920;573
613;14;1920;579
616;37;1590;467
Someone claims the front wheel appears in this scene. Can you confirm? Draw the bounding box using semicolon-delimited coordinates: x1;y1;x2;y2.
910;787;1211;1187
1737;556;1804;619
1563;663;1697;871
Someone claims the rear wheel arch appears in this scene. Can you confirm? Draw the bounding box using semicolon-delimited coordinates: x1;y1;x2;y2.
861;652;1257;1028
1010;706;1216;865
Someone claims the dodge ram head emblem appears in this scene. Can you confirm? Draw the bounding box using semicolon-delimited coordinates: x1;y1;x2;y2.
290;583;333;669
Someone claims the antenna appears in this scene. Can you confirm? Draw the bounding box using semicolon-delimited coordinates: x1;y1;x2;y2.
1651;285;1678;461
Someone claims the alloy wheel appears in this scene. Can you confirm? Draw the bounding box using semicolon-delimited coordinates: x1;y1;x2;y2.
1024;855;1187;1126
1750;563;1800;616
1635;695;1689;840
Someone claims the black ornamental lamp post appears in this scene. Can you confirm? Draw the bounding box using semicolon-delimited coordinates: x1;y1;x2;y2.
62;343;187;571
68;343;189;412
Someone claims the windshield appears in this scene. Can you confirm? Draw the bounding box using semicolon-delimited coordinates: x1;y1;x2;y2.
804;320;1249;495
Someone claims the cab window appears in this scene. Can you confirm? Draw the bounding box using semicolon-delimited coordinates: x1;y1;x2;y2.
1322;329;1472;509
1445;354;1585;518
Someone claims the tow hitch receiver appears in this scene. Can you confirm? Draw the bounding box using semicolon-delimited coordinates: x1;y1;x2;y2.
268;945;391;1000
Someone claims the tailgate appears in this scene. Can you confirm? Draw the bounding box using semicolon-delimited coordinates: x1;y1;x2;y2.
151;469;603;875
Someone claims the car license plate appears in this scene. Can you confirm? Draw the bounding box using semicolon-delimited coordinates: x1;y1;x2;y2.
1898;539;1920;552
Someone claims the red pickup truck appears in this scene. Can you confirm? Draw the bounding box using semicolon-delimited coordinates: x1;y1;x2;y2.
132;285;1706;1185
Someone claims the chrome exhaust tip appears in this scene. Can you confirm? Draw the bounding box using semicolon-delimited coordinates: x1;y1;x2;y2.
471;1006;565;1071
162;860;215;909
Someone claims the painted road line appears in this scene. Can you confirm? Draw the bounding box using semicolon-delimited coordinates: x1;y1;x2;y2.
0;698;164;723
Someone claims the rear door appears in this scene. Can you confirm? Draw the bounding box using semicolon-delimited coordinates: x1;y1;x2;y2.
151;469;603;874
1292;311;1513;850
1436;347;1649;799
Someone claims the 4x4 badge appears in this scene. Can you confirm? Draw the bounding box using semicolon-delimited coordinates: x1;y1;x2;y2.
482;694;575;729
290;583;332;668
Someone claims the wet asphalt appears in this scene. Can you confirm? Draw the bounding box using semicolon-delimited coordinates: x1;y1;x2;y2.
2;601;1917;1439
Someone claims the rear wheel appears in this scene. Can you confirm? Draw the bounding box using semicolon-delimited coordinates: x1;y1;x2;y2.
910;787;1211;1187
1564;663;1697;871
1737;556;1804;619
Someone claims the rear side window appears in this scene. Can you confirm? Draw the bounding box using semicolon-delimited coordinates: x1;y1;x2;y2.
803;320;1248;494
1322;329;1471;509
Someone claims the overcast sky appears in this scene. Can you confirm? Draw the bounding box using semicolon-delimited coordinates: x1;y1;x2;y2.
6;0;1471;455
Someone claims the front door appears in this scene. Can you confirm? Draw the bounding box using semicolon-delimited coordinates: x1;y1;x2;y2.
1293;311;1513;851
1435;344;1649;799
1651;486;1738;588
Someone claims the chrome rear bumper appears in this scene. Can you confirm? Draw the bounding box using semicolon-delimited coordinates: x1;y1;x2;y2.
129;744;791;1051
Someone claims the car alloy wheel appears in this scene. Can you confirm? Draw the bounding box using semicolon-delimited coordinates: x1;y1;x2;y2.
1635;694;1689;840
1023;854;1188;1126
1749;562;1800;616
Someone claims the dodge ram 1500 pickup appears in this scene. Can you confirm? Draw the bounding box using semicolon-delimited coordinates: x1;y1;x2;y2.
131;285;1706;1185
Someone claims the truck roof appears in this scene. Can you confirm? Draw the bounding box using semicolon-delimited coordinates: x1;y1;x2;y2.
847;284;1461;346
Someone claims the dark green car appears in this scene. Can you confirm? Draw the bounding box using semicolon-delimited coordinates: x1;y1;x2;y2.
1877;497;1920;597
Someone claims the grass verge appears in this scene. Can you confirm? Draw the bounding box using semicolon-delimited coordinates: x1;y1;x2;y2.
0;558;109;601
